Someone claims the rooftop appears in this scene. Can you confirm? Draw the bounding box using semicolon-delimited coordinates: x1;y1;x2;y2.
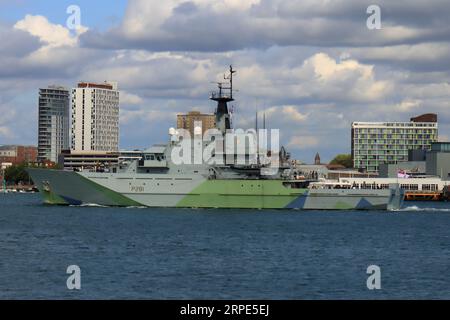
352;113;438;127
0;145;37;150
77;81;118;90
144;145;166;154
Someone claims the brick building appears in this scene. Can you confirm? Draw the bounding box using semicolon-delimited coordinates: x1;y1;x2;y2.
177;111;216;136
0;145;38;166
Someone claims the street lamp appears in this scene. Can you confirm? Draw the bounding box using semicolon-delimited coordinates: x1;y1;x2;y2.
1;167;6;193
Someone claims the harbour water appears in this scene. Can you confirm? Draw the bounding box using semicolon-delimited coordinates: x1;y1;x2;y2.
0;193;449;299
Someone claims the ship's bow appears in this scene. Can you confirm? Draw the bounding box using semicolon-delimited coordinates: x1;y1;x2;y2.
27;168;140;206
27;168;76;205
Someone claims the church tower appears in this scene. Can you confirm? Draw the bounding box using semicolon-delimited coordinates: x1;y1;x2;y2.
314;153;321;165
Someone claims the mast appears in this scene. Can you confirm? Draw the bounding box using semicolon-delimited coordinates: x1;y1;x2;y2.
211;66;236;134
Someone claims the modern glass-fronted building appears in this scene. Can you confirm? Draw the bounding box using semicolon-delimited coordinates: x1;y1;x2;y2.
38;86;70;163
351;114;438;173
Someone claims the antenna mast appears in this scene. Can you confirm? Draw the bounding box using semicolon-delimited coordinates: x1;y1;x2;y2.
211;66;237;134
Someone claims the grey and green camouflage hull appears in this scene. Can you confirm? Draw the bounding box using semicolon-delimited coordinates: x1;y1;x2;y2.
28;169;403;210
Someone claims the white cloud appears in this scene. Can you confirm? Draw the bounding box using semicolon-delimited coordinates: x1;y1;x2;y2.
266;105;308;122
2;1;450;162
302;53;391;102
81;0;450;52
350;42;450;71
238;52;392;104
395;99;422;111
121;0;261;35
282;106;308;121
120;91;144;105
0;126;13;139
14;15;87;48
120;109;176;125
287;136;319;150
3;15;95;78
0;104;16;139
195;0;261;11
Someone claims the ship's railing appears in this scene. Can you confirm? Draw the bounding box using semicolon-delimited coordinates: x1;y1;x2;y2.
210;91;232;100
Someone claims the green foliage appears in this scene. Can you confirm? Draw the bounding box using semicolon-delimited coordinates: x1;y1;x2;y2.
4;164;32;185
330;154;353;168
2;163;60;185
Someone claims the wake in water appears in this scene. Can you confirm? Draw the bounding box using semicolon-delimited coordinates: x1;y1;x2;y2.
61;202;450;213
70;203;150;209
70;203;109;208
397;205;450;212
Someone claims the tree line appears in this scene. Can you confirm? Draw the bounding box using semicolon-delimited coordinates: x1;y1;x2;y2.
2;164;33;185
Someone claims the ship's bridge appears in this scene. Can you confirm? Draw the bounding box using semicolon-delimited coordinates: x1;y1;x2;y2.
139;145;168;168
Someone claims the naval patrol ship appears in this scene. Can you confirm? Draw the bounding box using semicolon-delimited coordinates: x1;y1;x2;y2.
28;67;403;210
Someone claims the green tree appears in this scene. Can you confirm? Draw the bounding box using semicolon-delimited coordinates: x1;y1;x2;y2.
4;164;32;185
330;154;353;168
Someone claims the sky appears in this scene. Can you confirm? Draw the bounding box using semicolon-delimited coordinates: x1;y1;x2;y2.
0;0;449;163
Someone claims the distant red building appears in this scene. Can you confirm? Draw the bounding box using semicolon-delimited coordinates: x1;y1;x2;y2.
0;145;38;166
410;113;437;123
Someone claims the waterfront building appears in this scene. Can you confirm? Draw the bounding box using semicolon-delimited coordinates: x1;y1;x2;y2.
59;150;119;171
0;145;38;166
426;142;450;179
1;145;37;189
351;113;438;173
408;149;427;162
38;86;70;163
378;161;427;178
375;142;450;180
71;82;120;152
177;111;216;136
58;149;145;171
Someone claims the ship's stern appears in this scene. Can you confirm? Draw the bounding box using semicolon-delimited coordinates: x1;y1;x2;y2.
387;183;405;211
